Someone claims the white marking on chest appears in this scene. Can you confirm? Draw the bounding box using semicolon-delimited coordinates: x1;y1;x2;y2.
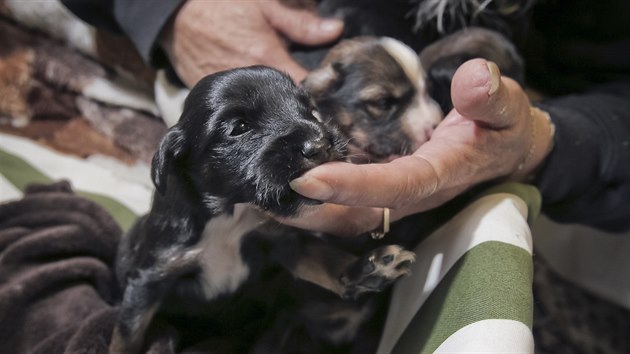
193;205;268;300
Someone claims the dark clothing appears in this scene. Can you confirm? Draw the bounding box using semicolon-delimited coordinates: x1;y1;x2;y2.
536;84;630;232
525;0;630;232
61;0;630;232
61;0;182;62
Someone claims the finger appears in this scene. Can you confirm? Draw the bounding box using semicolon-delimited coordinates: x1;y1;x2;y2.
277;204;383;237
263;0;344;45
255;35;309;82
289;155;439;208
451;58;528;129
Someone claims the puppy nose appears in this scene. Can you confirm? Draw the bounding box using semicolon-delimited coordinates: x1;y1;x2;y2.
301;137;331;160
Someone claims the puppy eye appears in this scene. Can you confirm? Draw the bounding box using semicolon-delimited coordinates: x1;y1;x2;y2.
229;120;250;136
366;96;396;112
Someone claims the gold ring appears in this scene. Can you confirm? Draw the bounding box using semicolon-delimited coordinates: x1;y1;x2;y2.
370;207;390;240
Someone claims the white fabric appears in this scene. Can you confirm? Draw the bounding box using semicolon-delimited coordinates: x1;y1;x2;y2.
0;133;153;215
154;69;188;127
434;319;534;354
0;174;22;203
377;193;533;354
83;77;159;116
5;0;99;56
533;216;630;310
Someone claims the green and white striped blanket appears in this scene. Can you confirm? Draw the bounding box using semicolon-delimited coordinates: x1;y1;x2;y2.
0;133;152;231
380;183;539;353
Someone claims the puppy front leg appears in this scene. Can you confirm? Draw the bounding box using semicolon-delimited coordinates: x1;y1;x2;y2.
273;234;415;299
109;275;174;354
272;235;358;297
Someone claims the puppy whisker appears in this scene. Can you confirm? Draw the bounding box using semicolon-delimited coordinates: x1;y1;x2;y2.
339;136;353;147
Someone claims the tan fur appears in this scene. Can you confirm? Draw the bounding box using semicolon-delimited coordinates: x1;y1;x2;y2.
305;37;443;161
0;48;33;126
303;38;375;96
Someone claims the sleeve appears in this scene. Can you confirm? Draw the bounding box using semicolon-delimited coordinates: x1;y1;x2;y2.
534;82;630;233
61;0;183;63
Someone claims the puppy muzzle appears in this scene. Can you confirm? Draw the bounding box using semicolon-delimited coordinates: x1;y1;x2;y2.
301;136;334;163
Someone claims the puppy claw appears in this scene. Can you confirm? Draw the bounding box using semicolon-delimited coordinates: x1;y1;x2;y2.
340;245;416;299
396;250;416;264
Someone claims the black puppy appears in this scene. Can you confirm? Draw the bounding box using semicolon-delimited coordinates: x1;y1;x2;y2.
110;66;415;353
110;66;345;352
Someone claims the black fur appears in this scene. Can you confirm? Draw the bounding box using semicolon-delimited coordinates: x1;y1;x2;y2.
152;66;346;217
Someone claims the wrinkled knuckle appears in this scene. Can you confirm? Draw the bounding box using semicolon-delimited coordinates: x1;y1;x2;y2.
410;156;440;196
388;177;417;209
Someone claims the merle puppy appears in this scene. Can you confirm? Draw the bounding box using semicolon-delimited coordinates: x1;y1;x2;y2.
303;36;443;163
110;66;415;353
303;28;524;163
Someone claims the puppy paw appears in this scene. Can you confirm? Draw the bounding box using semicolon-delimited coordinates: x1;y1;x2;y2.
340;245;415;299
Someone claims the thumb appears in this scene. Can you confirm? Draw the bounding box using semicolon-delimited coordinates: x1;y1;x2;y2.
263;1;344;45
451;58;528;129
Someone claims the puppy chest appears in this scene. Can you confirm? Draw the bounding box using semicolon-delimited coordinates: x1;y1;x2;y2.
194;207;267;299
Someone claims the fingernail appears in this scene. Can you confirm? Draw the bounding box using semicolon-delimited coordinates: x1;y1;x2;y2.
486;61;500;96
289;176;334;200
319;19;343;33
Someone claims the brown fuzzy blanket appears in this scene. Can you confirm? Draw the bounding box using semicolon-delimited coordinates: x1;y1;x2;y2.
0;182;204;354
0;181;121;353
0;182;324;354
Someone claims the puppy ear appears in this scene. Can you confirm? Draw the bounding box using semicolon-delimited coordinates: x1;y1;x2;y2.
151;126;186;195
425;55;470;114
302;61;343;98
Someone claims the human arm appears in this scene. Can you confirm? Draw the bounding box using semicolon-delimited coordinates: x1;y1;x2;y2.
534;83;630;232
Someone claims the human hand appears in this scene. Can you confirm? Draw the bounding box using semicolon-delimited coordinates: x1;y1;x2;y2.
280;58;555;236
159;0;343;86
